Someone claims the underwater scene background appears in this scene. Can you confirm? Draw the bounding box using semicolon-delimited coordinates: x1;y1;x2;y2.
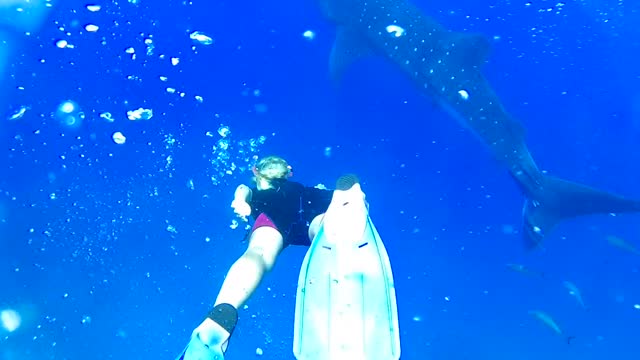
1;0;639;359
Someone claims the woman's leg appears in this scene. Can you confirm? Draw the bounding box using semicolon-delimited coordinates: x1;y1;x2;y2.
185;226;284;357
189;214;324;355
214;226;284;309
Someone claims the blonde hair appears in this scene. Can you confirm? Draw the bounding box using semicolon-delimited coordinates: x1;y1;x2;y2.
253;156;292;182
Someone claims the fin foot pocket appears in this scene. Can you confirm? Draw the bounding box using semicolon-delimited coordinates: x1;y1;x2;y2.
207;303;238;335
336;174;359;191
175;304;238;360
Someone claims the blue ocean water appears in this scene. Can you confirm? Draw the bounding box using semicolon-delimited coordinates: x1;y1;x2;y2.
1;0;639;359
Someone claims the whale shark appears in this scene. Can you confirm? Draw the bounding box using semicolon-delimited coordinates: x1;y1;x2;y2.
315;0;640;248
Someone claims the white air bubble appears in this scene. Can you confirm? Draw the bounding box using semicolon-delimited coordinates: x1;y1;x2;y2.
100;112;114;122
324;146;332;157
190;31;214;45
218;125;231;138
112;132;126;144
127;108;153;121
1;309;21;332
55;40;68;48
302;30;316;40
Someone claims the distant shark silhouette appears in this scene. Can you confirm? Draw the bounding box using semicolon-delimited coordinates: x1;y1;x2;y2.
316;0;640;248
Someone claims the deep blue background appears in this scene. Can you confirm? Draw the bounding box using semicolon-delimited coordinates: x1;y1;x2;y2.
1;0;640;359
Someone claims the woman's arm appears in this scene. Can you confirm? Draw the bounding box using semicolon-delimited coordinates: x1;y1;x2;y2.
234;184;253;202
231;184;253;219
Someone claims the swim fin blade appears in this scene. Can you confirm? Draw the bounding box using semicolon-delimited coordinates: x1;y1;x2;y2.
293;176;401;360
175;303;238;360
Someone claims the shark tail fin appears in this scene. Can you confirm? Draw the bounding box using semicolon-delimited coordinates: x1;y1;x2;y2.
522;175;640;249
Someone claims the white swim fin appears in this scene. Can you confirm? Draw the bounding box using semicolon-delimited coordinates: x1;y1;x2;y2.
293;175;401;360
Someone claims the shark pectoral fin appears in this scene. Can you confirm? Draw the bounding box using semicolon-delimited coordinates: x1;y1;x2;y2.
329;26;373;82
447;32;491;67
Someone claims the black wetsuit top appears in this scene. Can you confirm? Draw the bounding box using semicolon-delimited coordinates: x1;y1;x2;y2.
250;180;333;246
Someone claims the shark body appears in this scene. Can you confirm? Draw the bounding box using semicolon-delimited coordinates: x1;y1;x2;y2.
317;0;640;248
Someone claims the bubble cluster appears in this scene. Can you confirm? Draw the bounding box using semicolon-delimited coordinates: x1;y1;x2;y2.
207;124;268;185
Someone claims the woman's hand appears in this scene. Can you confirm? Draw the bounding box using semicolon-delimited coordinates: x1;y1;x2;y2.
231;199;251;220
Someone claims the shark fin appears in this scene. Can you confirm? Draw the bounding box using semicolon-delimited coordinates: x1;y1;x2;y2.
522;175;640;249
329;26;373;82
446;32;491;67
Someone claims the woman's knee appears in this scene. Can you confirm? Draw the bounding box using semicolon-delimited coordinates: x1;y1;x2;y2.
246;226;284;270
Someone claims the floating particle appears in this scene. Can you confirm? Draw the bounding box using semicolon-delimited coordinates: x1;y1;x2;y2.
195;95;203;103
125;47;135;54
302;30;315;40
112;132;126;144
386;25;405;37
255;347;263;356
86;4;101;12
458;89;469;100
85;24;99;32
190;31;214;45
81;315;91;325
171;57;180;66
